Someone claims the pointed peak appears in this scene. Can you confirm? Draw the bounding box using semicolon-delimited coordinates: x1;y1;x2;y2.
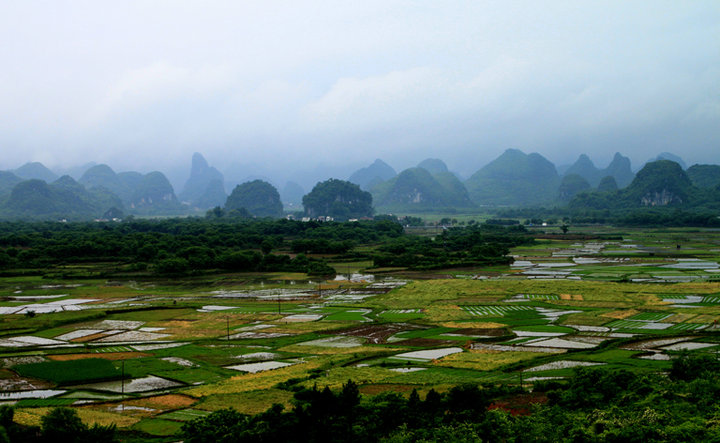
191;152;210;171
417;158;449;174
503;148;526;156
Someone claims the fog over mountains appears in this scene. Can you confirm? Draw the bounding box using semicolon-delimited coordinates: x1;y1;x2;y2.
1;147;718;220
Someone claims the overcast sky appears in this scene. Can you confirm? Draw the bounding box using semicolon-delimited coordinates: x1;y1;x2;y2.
1;1;718;181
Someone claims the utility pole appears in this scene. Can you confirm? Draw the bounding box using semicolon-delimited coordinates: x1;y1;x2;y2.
121;360;125;411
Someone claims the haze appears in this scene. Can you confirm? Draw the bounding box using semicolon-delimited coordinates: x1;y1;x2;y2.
1;1;718;188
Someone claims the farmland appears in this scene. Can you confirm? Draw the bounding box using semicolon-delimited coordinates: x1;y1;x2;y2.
2;222;720;440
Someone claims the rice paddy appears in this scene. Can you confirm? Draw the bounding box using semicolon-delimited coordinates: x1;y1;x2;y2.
2;226;720;439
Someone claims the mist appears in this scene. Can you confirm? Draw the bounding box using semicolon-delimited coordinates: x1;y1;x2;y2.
1;1;718;188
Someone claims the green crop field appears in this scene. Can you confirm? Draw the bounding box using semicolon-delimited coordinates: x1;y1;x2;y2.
13;359;122;384
4;225;720;441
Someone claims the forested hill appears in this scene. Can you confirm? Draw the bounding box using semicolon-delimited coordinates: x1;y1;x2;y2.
569;160;718;210
2;150;718;219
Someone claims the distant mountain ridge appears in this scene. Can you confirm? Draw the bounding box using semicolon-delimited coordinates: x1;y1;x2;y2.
179;153;226;209
4;176;122;219
465;149;560;206
372;167;474;212
0;150;718;219
564;152;634;188
569;160;711;210
348;159;397;191
14;162;58;183
79;165;183;214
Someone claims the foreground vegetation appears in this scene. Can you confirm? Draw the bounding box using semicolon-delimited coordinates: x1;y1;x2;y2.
180;354;720;442
1;218;720;441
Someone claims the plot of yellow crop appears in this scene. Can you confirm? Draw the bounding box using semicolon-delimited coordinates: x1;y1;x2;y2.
560;294;584;301
196;389;294;415
160;313;282;339
665;313;698;323
692;314;720;324
76;409;142;427
187;358;320;396
371;280;499;309
424;304;468;322
297;366;396;390
602;309;639;320
432;349;542;371
14;408;140;428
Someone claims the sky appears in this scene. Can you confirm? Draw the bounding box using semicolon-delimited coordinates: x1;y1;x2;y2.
0;1;718;187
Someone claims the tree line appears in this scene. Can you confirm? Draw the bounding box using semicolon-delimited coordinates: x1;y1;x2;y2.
0;217;529;276
179;354;720;442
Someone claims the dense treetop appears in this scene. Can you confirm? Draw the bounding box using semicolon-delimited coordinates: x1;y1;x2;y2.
303;179;373;220
225;180;283;218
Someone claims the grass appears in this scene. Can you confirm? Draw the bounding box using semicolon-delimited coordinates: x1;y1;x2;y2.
15;398;76;407
3;226;720;439
154;367;235;384
114;357;188;378
158;409;212;422
432;350;544;371
323;310;369;322
132;418;183;436
14;358;122;384
195;389;295;415
14;407;141;429
630;312;672;321
512;325;576;333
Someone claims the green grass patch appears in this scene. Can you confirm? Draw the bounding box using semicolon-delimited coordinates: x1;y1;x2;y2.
15;398;76;407
158;409;212;422
630;312;672;321
14;358;122;384
512;325;576;333
114;358;188;378
132;418;183;436
154;367;234;385
323;311;368;322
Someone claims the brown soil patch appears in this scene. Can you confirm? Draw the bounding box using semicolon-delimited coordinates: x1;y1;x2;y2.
666;313;697;323
692;314;720;324
71;332;116;343
488;392;548;416
560;294;584;301
48;352;150;361
337;323;422;344
393;338;457;347
359;384;417;396
602;309;638;320
161;320;198;328
125;394;197;410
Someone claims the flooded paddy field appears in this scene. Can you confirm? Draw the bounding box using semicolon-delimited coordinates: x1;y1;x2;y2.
2;227;720;439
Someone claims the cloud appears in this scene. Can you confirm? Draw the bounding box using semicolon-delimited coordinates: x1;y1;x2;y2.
0;1;718;174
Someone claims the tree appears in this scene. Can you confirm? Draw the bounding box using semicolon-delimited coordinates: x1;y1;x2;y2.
40;407;117;443
225;180;283;218
302;179;373;220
